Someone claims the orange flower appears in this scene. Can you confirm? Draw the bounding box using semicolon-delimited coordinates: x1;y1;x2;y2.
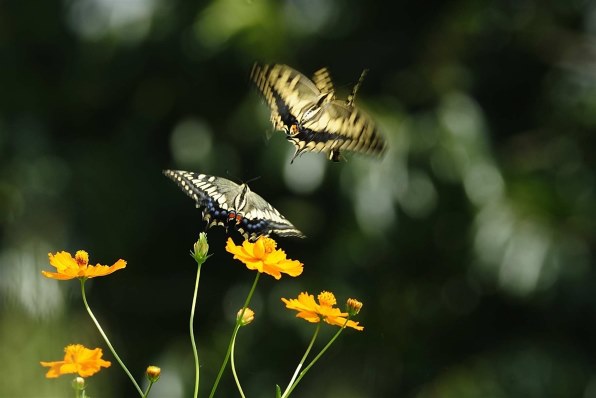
42;250;126;280
225;237;303;280
281;291;364;331
40;344;111;378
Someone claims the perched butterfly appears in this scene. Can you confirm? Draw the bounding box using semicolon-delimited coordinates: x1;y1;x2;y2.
251;63;387;162
164;170;304;242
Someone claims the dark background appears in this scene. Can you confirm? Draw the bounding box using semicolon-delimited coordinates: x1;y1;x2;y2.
1;0;596;397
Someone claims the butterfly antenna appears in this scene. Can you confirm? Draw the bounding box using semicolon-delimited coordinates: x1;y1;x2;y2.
346;68;369;107
245;175;261;185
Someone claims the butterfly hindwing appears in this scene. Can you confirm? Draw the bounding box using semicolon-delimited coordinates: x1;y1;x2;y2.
312;67;335;96
164;170;304;241
251;63;387;162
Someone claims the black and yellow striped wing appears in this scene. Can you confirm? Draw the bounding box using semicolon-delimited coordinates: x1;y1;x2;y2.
251;63;387;162
312;67;335;95
164;170;304;242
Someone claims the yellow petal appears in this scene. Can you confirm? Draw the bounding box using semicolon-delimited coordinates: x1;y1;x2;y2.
41;270;77;280
85;260;126;278
48;252;78;272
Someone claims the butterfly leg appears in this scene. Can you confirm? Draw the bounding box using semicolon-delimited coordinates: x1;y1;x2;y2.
346;69;369;107
328;149;343;162
290;146;307;164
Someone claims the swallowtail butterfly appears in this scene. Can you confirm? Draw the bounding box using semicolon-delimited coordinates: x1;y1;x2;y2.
164;170;304;241
251;63;387;162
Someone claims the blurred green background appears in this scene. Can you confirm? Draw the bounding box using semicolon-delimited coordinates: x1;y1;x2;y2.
2;0;596;397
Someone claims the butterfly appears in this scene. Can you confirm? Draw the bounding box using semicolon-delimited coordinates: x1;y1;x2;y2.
164;170;304;241
251;63;387;162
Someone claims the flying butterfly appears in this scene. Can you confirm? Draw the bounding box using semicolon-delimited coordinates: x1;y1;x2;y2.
164;170;304;242
251;63;387;162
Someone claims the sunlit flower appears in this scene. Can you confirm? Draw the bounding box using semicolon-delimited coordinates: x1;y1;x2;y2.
40;344;111;378
42;250;126;280
237;307;255;326
225;237;303;280
146;365;161;382
281;291;364;331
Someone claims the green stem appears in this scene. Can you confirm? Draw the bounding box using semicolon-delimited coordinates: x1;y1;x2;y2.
283;319;349;398
143;381;155;398
230;327;246;398
209;272;260;398
190;263;203;398
80;279;144;397
281;323;320;398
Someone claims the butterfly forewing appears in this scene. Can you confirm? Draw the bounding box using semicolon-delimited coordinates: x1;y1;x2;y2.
251;63;387;162
164;170;304;241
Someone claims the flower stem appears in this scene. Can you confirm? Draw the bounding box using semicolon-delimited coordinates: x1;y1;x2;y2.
143;381;155;398
80;279;144;397
209;272;260;398
283;319;349;398
281;323;320;398
230;327;246;398
190;263;203;398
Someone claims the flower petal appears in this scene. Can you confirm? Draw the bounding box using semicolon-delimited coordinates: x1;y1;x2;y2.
48;252;78;273
41;270;77;280
85;260;127;278
325;316;364;331
39;361;65;378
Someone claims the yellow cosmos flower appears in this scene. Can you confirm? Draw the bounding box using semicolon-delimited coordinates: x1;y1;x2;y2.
40;344;111;378
42;250;126;280
225;237;303;280
281;291;364;331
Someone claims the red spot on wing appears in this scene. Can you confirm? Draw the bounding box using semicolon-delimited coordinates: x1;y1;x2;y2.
228;211;243;225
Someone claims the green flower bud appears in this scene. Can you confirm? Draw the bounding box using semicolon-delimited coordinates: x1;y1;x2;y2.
190;232;210;264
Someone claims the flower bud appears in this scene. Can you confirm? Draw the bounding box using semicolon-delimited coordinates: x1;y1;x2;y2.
146;365;161;383
237;307;255;326
71;376;86;391
346;298;363;316
190;232;210;264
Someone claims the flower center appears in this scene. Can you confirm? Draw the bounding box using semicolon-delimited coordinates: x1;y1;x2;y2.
317;291;337;307
262;237;277;254
74;251;89;267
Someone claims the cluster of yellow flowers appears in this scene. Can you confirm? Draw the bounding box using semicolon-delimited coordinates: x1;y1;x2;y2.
40;234;363;397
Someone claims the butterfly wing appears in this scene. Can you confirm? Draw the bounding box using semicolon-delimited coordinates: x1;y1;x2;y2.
297;100;387;158
312;67;335;96
163;170;241;227
238;191;305;241
252;63;387;162
251;63;321;133
163;170;304;241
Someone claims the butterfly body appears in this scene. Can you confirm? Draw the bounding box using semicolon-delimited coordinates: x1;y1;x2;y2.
251;63;387;162
164;170;304;241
